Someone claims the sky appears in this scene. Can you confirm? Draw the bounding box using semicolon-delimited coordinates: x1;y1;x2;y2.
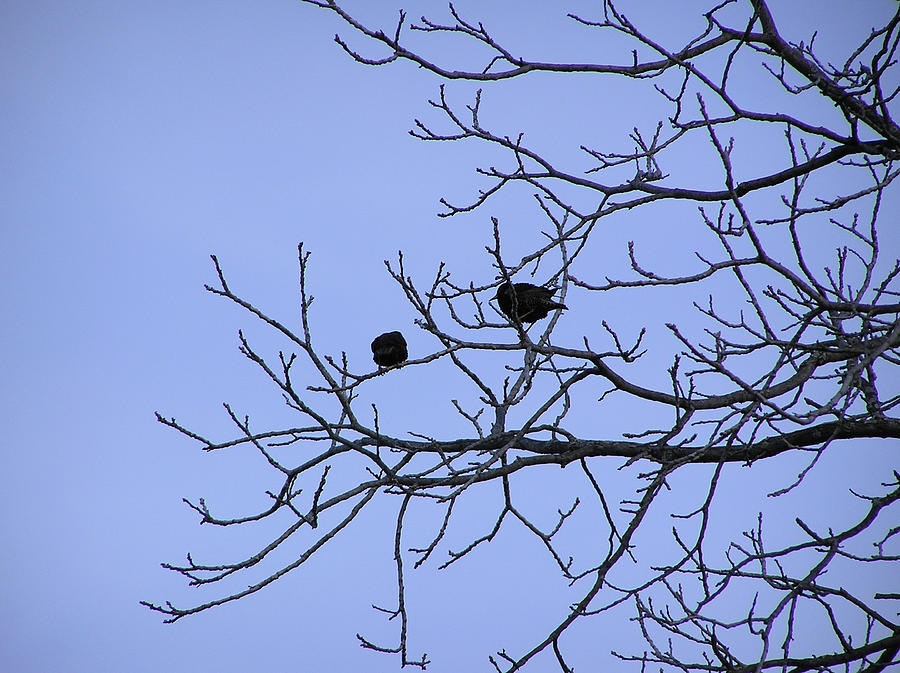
2;1;898;672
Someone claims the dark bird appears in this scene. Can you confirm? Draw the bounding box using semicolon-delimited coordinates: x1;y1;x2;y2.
495;282;567;323
371;331;408;367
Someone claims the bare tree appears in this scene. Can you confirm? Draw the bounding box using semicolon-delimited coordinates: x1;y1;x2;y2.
144;2;900;671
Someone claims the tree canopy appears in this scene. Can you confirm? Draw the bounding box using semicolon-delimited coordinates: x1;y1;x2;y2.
145;2;900;671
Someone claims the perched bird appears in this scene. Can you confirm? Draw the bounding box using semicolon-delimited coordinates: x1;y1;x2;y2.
371;331;408;367
495;282;567;323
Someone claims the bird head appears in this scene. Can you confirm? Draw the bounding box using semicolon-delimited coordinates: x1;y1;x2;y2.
494;282;513;301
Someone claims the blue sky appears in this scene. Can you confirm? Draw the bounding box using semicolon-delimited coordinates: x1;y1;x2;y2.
3;1;898;671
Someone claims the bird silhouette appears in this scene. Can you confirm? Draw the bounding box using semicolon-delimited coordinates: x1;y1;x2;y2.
495;282;567;323
371;331;408;367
